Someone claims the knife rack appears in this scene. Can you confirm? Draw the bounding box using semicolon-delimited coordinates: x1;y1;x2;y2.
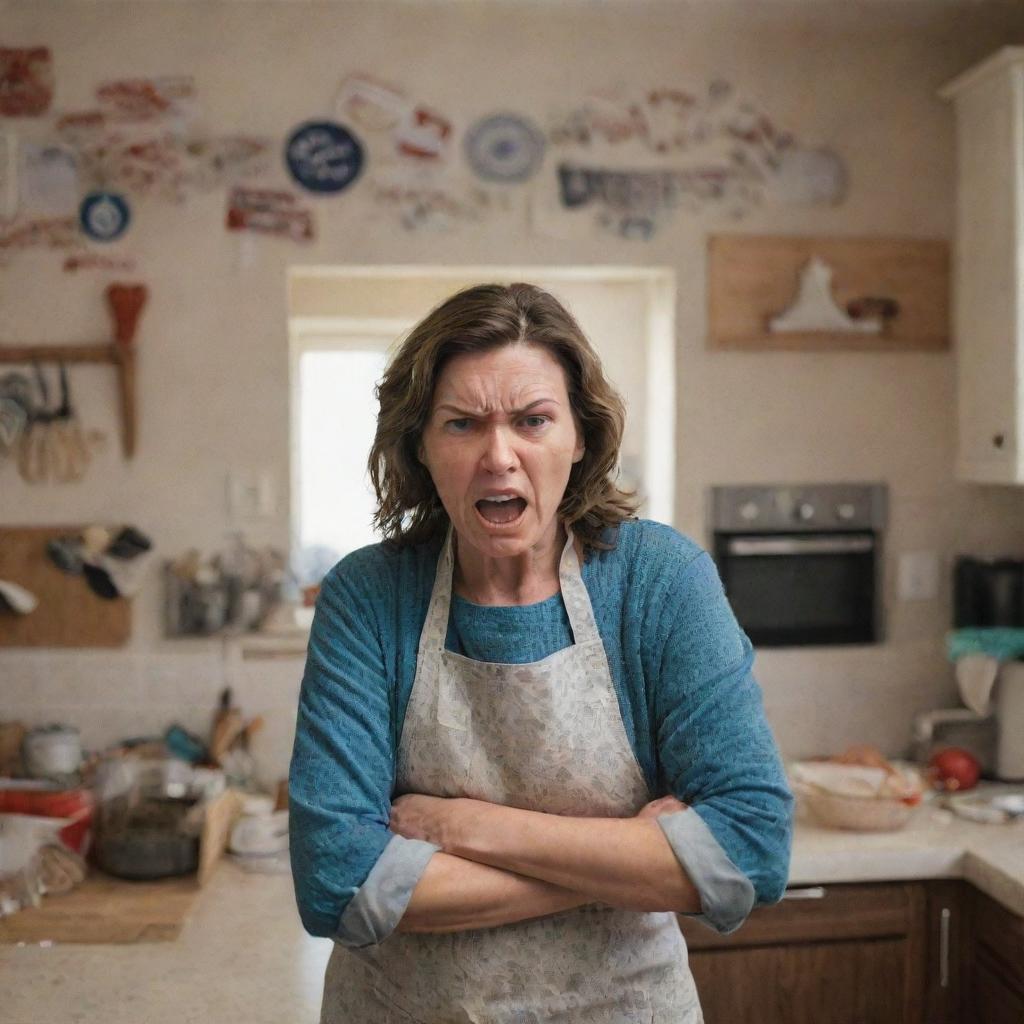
0;282;147;458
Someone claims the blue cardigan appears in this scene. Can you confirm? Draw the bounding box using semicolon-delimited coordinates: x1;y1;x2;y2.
289;519;793;943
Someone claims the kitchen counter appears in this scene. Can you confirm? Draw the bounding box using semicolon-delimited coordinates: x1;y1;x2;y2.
3;800;1022;1024
1;862;332;1024
790;789;1024;917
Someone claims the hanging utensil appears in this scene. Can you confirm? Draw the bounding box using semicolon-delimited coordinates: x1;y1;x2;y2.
49;362;87;483
17;361;53;484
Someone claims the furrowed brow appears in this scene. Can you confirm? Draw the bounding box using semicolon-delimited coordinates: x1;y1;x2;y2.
434;398;559;416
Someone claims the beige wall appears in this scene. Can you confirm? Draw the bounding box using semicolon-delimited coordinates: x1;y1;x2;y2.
3;0;1024;779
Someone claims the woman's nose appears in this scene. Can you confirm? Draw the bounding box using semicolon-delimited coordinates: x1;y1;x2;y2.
480;426;519;474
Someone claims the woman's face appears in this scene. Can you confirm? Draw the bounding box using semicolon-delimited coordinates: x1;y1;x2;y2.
419;342;585;560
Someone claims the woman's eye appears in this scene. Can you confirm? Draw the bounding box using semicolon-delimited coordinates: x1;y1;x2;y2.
521;415;549;429
446;418;472;433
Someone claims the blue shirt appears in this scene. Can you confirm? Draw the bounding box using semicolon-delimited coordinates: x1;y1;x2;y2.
289;519;793;943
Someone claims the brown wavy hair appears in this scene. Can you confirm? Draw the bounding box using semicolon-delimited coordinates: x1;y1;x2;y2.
368;282;639;552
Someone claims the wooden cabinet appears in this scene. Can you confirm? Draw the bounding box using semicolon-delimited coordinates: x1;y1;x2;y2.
678;882;928;1024
966;887;1024;1024
940;48;1024;485
677;879;1024;1024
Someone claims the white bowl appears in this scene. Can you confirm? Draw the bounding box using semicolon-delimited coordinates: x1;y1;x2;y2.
802;789;918;832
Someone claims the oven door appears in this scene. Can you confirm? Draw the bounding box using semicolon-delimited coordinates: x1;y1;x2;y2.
712;532;879;647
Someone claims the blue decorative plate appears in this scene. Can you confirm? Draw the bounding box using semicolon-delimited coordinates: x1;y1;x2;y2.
464;113;546;184
285;120;364;194
79;191;131;242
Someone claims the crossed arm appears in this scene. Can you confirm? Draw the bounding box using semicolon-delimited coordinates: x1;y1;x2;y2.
389;793;700;934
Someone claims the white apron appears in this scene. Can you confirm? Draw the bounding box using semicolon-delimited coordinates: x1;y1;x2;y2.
321;524;703;1023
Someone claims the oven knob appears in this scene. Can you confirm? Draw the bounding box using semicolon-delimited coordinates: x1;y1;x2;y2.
836;503;857;521
739;501;759;521
795;502;815;521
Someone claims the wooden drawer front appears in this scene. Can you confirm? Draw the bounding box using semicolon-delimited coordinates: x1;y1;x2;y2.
679;882;919;951
972;888;1024;996
688;938;908;1024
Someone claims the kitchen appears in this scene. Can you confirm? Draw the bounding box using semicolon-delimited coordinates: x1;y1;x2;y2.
2;0;1024;1021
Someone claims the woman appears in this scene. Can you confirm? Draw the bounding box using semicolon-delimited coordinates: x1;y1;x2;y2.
289;282;793;1023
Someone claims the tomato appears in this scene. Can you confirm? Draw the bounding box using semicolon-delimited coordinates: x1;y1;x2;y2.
928;747;982;792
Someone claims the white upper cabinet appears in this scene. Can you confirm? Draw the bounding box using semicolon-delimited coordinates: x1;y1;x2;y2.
941;48;1024;484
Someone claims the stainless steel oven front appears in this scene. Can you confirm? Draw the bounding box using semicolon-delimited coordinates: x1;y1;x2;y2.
709;483;887;648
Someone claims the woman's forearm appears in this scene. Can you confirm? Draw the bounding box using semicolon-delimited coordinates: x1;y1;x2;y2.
396;850;592;934
446;802;701;914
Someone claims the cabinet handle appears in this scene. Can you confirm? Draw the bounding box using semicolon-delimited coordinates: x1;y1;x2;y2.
782;886;827;900
939;906;951;989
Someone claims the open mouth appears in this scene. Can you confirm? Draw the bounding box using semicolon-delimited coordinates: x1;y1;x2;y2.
475;496;527;526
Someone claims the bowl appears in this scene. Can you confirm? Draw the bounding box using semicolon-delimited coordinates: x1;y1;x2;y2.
801;789;918;832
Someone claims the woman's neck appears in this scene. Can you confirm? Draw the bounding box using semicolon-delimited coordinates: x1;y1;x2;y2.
453;524;566;606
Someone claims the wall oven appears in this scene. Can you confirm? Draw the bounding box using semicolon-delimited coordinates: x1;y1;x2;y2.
709;483;888;648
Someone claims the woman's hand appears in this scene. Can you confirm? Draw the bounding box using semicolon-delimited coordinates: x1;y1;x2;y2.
389;793;464;848
635;794;688;819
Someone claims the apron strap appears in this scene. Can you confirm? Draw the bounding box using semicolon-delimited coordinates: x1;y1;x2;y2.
417;523;457;661
558;523;601;645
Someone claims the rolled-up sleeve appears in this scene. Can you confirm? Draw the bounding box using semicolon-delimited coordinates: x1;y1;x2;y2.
288;554;438;945
650;550;793;934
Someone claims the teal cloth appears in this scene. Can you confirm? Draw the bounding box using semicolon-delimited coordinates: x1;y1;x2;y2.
946;627;1024;662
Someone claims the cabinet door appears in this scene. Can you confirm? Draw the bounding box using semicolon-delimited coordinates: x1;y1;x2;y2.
968;887;1024;1024
677;882;926;1024
688;938;907;1024
950;61;1022;481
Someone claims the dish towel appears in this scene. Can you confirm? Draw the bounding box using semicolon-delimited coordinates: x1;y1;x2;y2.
946;628;1024;715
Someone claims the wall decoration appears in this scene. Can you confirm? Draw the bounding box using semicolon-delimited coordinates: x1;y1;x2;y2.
18;142;79;217
55;111;270;204
545;79;846;236
63;252;137;273
96;76;197;125
79;191;131;242
766;146;847;206
285;120;364;193
0;216;79;253
336;74;409;132
707;234;949;351
369;171;506;232
556;158;762;239
768;257;883;334
226;186;314;243
0;131;18;218
396;107;452;161
0;47;54;117
464;113;546;184
182;136;271;190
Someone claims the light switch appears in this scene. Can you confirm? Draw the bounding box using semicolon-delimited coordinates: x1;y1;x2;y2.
897;550;939;601
227;469;277;520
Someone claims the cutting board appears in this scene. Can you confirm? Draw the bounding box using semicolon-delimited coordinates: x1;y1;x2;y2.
0;526;130;647
0;871;202;943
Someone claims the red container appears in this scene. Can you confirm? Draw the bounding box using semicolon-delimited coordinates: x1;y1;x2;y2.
0;786;94;855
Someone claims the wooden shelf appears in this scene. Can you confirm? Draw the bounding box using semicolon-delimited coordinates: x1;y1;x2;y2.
0;283;146;458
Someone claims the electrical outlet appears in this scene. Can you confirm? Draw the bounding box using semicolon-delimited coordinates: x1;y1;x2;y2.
897;550;939;601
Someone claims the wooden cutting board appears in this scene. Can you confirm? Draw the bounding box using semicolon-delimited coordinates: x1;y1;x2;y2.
0;871;202;943
0;526;130;647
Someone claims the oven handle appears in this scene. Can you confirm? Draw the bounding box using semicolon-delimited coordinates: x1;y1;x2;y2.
725;535;875;556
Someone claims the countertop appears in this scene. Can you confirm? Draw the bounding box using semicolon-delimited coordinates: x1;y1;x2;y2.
2;799;1022;1024
789;788;1024;916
